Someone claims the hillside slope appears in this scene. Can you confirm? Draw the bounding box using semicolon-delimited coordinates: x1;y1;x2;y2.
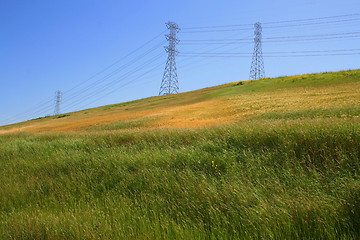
1;69;359;133
0;69;359;239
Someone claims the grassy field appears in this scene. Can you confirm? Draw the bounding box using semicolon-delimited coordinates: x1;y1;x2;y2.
1;70;359;133
0;70;359;239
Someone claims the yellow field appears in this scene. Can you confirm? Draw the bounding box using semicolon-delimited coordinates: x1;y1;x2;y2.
1;70;359;134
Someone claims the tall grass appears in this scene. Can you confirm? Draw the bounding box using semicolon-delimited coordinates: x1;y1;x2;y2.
0;119;359;239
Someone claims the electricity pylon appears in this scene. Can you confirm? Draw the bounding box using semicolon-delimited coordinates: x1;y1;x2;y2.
54;90;62;115
159;22;180;95
249;22;265;80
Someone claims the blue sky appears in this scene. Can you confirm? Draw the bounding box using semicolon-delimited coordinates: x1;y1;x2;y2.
1;0;359;125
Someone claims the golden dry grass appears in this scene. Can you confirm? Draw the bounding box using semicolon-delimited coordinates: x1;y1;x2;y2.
1;70;359;134
227;81;360;118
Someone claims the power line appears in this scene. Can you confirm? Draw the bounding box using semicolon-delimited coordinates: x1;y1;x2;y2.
61;52;166;112
181;19;360;34
179;36;360;45
178;53;360;58
181;27;253;34
63;31;166;95
62;41;166;103
181;31;360;42
0;101;54;125
180;49;360;55
263;18;360;29
262;13;360;25
1;31;167;126
182;13;360;29
177;38;253;79
75;61;166;111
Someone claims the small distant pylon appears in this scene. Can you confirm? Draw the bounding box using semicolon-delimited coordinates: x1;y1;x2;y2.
54;90;62;115
159;22;180;95
249;22;265;80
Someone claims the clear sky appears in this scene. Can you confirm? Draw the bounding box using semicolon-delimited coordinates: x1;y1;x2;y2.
1;0;359;125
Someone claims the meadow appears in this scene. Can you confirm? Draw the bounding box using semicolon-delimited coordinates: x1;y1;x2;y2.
0;70;359;239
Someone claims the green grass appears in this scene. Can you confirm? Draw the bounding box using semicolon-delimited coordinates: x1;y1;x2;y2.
0;119;359;239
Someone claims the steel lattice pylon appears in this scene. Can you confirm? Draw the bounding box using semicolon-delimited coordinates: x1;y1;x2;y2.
159;22;180;95
54;90;62;116
249;22;265;80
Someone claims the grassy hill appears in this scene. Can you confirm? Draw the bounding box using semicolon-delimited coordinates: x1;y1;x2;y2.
0;70;359;239
1;69;359;133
